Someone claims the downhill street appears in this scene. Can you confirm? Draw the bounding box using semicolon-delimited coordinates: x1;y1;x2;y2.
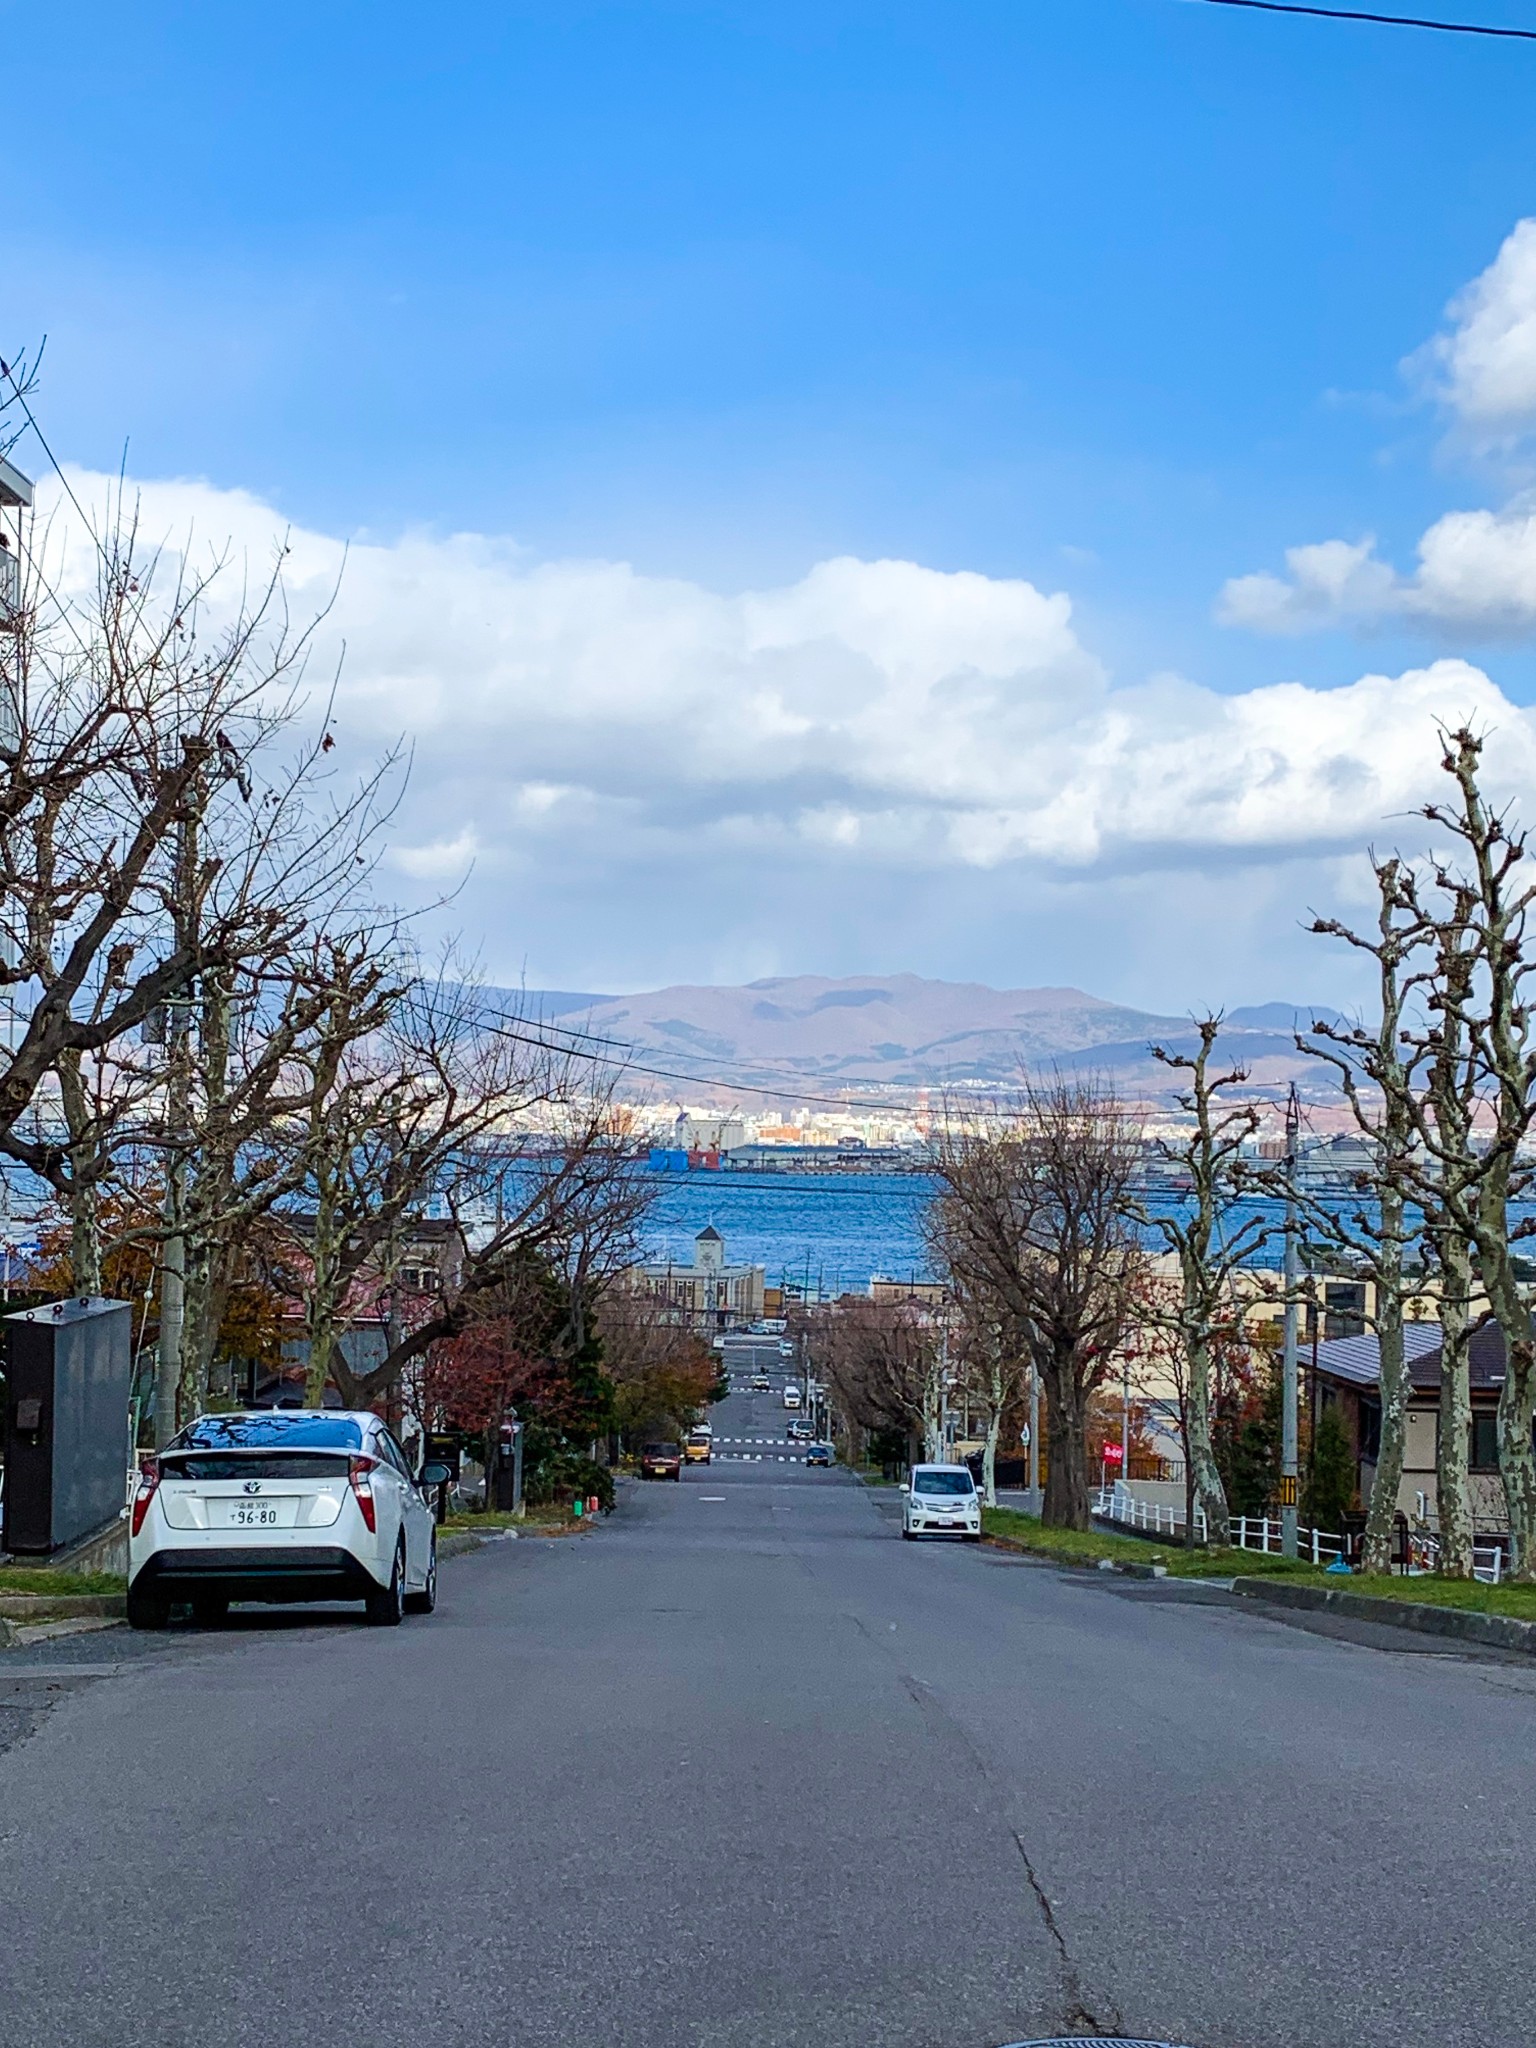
2;1386;1534;2048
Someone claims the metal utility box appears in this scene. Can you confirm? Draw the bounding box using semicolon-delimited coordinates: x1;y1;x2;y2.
2;1298;132;1555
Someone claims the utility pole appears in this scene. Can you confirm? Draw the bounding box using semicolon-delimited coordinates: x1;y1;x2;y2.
1280;1083;1301;1559
154;751;200;1446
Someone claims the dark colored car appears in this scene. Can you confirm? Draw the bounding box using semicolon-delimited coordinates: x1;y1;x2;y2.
640;1441;683;1480
804;1442;834;1467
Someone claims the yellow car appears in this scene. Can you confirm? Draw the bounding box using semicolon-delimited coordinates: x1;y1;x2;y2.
684;1430;713;1465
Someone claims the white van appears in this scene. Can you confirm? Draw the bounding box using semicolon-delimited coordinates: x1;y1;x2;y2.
901;1463;982;1542
782;1385;802;1410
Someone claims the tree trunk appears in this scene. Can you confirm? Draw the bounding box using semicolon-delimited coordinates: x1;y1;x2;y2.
1362;1202;1408;1575
1041;1348;1089;1530
304;1172;344;1408
1436;1248;1474;1578
1184;1325;1229;1546
1495;1324;1536;1580
1467;1175;1536;1579
981;1375;1001;1508
55;1052;103;1295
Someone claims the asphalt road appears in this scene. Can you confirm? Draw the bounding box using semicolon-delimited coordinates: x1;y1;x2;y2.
2;1379;1535;2048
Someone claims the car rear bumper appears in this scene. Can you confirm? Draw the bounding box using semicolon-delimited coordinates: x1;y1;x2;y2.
131;1546;383;1604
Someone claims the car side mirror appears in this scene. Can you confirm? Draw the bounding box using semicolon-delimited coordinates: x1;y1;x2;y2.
419;1461;453;1488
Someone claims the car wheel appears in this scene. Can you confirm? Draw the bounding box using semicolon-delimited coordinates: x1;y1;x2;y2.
191;1593;229;1626
405;1536;437;1615
963;1533;982;1544
365;1542;405;1627
126;1579;171;1630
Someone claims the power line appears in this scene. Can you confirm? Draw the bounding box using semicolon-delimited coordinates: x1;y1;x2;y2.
0;360;106;558
1184;0;1536;38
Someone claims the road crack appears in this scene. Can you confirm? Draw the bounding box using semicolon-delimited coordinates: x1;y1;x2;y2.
1011;1828;1123;2038
854;1631;1125;2041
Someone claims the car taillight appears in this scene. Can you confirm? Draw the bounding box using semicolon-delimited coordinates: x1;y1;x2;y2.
130;1457;160;1538
348;1455;378;1532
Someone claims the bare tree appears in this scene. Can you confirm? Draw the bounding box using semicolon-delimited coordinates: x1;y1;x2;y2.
925;1208;1028;1504
1137;1019;1270;1547
1422;734;1536;1578
812;1295;943;1465
1302;858;1419;1573
290;1015;654;1412
0;481;322;1164
930;1077;1143;1530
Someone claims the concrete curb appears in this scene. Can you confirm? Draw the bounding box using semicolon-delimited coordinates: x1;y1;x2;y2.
982;1532;1168;1580
1231;1576;1536;1656
0;1594;126;1622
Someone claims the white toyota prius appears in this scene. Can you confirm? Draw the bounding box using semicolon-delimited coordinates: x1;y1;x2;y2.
901;1463;983;1542
127;1410;451;1629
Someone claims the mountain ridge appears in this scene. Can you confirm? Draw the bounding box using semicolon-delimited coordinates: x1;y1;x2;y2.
497;974;1343;1098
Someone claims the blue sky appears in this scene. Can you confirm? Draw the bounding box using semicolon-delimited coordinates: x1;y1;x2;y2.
8;1;1536;1008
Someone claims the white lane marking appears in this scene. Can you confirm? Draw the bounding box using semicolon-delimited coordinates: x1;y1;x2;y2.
699;1495;726;1502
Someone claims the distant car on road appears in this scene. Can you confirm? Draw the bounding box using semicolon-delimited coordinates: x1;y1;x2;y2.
804;1442;834;1467
786;1421;812;1441
751;1373;771;1391
782;1385;802;1410
684;1429;713;1465
901;1463;982;1542
641;1442;684;1481
126;1410;450;1630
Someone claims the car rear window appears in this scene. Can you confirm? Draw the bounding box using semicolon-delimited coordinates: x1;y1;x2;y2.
160;1453;353;1481
644;1443;680;1456
170;1414;364;1452
914;1470;975;1496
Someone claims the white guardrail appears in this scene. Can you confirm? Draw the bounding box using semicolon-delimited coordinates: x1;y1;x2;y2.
1090;1483;1505;1583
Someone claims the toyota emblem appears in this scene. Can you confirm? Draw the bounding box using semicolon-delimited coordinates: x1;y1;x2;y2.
242;1479;261;1494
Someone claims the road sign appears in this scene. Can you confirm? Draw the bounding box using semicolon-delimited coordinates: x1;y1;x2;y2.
1101;1442;1124;1465
1018;1425;1031;1447
1277;1473;1298;1507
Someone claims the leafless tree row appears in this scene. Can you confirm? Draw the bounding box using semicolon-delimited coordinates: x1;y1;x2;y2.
0;384;648;1444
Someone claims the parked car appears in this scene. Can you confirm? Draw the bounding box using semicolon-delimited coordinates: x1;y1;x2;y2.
684;1429;713;1465
901;1463;982;1541
786;1421;812;1441
804;1441;834;1467
127;1410;451;1629
641;1441;684;1480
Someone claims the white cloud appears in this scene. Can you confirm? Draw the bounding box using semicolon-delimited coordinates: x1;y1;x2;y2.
1221;220;1536;639
391;827;482;881
33;469;1534;995
1418;217;1536;440
1217;503;1536;636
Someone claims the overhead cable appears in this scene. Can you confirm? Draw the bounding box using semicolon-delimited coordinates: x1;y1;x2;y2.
1184;0;1536;39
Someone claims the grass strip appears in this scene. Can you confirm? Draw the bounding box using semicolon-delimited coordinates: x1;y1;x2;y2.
0;1569;126;1596
982;1507;1536;1616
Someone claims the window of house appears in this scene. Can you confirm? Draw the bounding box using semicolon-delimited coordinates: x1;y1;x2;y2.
1470;1414;1499;1472
1323;1282;1367;1341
